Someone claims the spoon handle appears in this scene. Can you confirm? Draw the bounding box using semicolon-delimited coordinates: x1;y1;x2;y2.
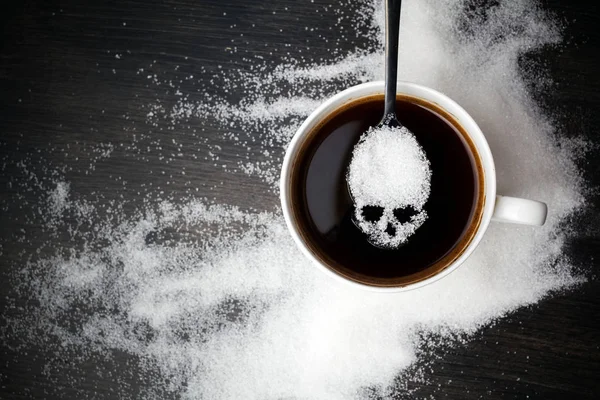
384;0;402;121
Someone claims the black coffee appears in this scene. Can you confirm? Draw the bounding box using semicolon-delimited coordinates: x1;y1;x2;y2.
290;94;484;287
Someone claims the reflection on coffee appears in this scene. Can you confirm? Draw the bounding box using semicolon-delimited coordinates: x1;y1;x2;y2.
290;94;484;287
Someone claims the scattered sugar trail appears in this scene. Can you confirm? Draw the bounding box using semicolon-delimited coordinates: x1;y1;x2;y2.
1;0;591;399
8;175;583;399
48;181;70;217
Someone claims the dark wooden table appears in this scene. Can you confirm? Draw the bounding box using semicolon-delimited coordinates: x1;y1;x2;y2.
1;0;599;399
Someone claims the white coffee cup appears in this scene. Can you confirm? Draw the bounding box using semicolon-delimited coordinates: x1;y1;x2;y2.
280;81;547;292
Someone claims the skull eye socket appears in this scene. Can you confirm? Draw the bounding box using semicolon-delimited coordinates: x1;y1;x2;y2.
361;205;384;222
393;206;417;223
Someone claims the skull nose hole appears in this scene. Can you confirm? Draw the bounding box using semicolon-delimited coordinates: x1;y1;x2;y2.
393;206;417;224
361;205;384;222
385;223;396;236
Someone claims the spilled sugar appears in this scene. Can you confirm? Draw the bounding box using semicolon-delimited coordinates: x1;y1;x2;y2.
348;125;432;248
48;181;70;217
1;0;590;399
12;189;583;399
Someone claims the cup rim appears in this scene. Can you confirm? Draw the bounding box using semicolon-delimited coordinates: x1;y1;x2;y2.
280;81;496;292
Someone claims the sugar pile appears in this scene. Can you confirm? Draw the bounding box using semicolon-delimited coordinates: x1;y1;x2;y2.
1;0;589;399
348;125;432;248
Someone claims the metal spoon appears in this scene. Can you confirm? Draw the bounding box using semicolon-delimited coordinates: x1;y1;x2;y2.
380;0;403;129
347;0;420;248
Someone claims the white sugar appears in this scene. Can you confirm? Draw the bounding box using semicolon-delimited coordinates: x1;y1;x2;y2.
348;125;432;248
48;181;70;217
3;0;590;399
348;126;431;210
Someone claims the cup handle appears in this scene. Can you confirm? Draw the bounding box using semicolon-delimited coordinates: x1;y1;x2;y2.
491;195;547;226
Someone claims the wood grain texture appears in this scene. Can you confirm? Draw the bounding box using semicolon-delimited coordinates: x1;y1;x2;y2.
1;0;599;399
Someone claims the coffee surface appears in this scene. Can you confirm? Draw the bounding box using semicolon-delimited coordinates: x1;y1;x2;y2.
291;94;482;286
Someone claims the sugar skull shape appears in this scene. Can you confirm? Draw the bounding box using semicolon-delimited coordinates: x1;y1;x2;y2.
347;126;432;249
